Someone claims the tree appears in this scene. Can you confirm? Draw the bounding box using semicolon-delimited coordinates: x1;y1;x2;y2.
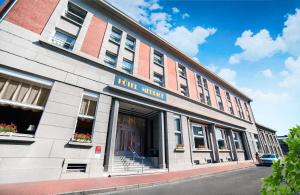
261;125;300;195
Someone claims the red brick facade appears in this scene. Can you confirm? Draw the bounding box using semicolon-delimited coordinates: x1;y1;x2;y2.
138;41;151;79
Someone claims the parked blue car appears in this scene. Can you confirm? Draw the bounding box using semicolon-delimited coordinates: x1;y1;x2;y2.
260;154;280;166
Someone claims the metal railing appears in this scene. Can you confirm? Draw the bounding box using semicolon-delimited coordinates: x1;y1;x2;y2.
129;146;145;174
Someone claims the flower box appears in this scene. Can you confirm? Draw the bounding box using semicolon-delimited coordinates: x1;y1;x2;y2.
72;133;92;143
176;144;184;149
0;123;17;133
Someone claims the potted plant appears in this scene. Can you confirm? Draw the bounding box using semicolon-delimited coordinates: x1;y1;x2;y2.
72;132;92;143
176;144;184;149
0;123;17;135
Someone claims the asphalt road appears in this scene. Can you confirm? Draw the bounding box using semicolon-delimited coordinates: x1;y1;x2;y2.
101;166;272;195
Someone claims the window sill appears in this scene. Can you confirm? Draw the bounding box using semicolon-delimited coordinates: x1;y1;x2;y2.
236;149;245;152
219;149;231;152
0;133;35;143
193;149;212;152
174;148;185;152
68;141;93;147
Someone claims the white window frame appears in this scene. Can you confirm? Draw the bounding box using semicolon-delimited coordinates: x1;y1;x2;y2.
216;128;227;150
174;115;183;147
192;124;207;150
233;131;243;150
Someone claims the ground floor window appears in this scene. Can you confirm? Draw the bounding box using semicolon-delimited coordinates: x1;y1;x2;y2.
233;131;243;150
216;128;227;150
174;115;183;148
192;124;207;149
0;76;51;135
72;92;98;143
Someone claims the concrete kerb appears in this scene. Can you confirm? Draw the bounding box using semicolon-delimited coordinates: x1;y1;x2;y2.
60;163;255;195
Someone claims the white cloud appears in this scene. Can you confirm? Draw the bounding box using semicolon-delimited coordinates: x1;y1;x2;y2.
172;7;180;14
217;68;236;85
229;9;300;64
182;13;190;19
279;56;300;88
261;69;273;78
279;70;289;77
206;64;218;72
229;29;284;64
281;9;300;57
107;0;216;58
162;26;216;56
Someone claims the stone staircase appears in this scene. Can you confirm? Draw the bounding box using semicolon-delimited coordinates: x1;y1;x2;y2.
111;154;161;175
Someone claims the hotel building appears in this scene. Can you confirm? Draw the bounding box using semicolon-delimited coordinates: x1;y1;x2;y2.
0;0;282;183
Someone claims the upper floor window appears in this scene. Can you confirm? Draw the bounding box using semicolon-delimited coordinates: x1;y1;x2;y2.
235;97;245;119
226;91;234;115
153;72;164;87
104;51;117;67
125;36;135;51
174;115;183;147
0;0;17;20
180;84;188;96
244;102;252;122
0;76;51;136
51;30;76;50
196;74;202;87
215;86;221;96
153;51;163;66
64;2;87;25
192;124;207;149
72;93;98;143
110;27;122;44
121;59;133;74
203;78;208;89
178;65;186;78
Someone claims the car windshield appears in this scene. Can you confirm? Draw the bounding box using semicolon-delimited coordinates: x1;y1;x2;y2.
261;154;276;158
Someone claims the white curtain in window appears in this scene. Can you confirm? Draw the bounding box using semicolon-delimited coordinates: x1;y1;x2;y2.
80;98;97;117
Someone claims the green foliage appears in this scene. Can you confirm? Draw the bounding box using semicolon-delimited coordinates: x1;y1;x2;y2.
261;125;300;195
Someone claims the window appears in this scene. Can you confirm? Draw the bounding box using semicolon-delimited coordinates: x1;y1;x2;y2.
226;92;234;115
0;76;51;135
202;78;211;106
215;85;224;111
121;59;133;74
199;87;205;103
196;74;202;87
174;115;183;147
154;51;163;66
235;97;245;119
244;102;252;122
104;51;117;67
73;93;98;143
178;65;186;78
180;84;188;96
125;36;135;50
233;131;243;150
64;2;87;25
110;27;122;44
192;124;207;149
153;72;164;87
203;78;208;89
216;129;227;150
51;30;76;50
254;134;262;152
0;0;17;20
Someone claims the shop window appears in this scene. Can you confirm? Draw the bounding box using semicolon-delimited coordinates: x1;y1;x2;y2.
72;93;98;143
174;115;183;148
125;36;135;51
233;131;243;150
104;51;117;67
216;128;227;150
192;124;207;149
110;27;122;44
121;59;133;74
0;77;50;136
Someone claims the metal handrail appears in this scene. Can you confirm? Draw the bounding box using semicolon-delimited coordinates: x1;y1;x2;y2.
129;146;145;174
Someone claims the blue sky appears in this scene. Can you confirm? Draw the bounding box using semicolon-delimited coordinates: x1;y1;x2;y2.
107;0;300;135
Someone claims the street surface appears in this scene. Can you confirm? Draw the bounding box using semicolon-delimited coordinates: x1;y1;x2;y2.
100;166;272;195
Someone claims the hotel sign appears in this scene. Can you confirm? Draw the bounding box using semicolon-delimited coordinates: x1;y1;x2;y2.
114;75;167;102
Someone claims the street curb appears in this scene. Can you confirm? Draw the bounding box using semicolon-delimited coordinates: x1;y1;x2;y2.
60;164;255;195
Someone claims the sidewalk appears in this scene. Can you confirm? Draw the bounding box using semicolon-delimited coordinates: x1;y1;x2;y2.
0;161;256;195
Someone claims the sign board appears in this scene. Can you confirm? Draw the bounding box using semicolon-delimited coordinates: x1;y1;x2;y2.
114;75;167;102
